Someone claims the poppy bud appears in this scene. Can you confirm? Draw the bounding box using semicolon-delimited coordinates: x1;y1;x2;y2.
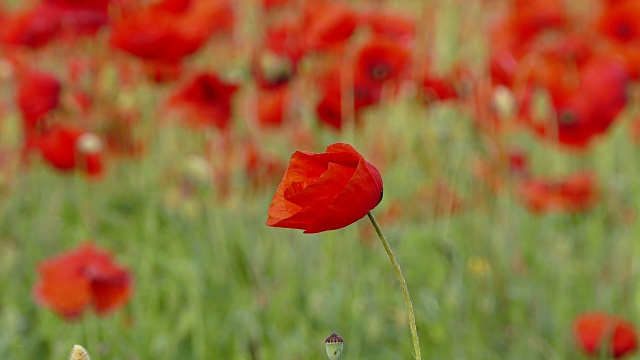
182;155;211;186
76;133;102;154
69;344;91;360
492;85;516;120
325;332;344;360
255;50;293;88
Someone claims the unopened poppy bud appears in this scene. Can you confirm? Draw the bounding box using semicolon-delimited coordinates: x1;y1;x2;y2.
259;50;293;84
183;155;211;185
493;85;516;119
76;133;103;154
69;344;91;360
325;332;344;360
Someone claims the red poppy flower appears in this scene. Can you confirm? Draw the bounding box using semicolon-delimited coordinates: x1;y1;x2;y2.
143;59;184;83
573;312;638;358
257;87;290;127
0;7;60;48
109;13;199;63
16;70;61;134
315;83;381;130
109;0;233;63
598;0;640;43
167;72;239;130
148;0;192;13
315;64;382;130
510;0;566;43
531;32;592;66
604;41;640;79
489;50;519;87
34;242;132;320
245;143;286;189
262;0;292;10
39;1;110;36
488;0;565;59
521;57;629;149
263;22;306;66
360;11;416;46
266;143;383;233
487;0;567;87
302;1;358;52
35;125;104;177
421;75;458;103
1;1;109;48
354;37;411;86
516;171;599;213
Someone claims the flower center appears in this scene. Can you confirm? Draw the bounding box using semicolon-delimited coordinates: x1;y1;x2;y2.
370;64;392;81
558;111;577;125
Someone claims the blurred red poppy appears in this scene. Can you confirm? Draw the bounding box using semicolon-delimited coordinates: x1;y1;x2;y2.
510;0;566;43
354;37;411;86
167;72;239;130
148;0;192;13
262;0;292;10
516;171;599;213
0;7;60;48
488;50;519;87
488;0;567;87
315;64;382;130
598;0;640;79
421;75;458;103
598;0;640;43
263;22;306;68
34;242;132;320
531;32;592;66
245;143;286;190
521;57;629;149
315;82;381;130
266;143;383;233
302;1;358;52
360;11;416;46
39;0;110;36
16;70;61;135
0;0;110;48
35;125;104;178
573;312;638;358
109;0;233;63
257;87;290;127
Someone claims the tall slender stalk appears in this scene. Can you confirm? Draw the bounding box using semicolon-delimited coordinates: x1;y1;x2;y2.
367;211;422;360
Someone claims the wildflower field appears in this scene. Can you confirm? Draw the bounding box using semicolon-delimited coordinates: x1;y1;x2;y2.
1;0;640;359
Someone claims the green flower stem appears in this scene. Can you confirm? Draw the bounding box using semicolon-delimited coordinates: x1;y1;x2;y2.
367;211;422;360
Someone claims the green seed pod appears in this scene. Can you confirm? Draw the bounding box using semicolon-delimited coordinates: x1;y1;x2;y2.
325;332;344;360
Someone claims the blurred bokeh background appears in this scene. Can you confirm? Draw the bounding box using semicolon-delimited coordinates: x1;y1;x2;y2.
1;0;639;358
